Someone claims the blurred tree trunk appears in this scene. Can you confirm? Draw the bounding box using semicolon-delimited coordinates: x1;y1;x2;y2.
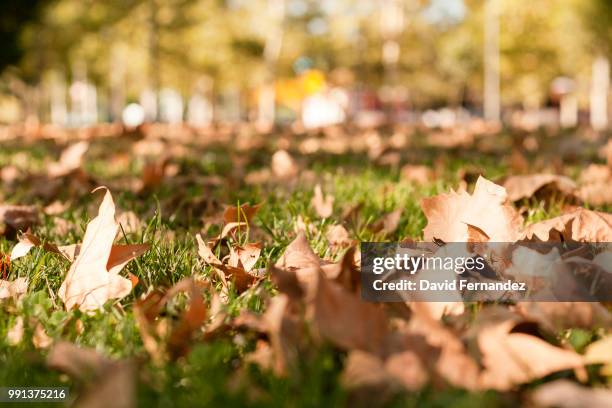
148;0;160;122
258;0;285;128
590;55;609;130
484;0;500;123
380;0;405;121
110;46;126;123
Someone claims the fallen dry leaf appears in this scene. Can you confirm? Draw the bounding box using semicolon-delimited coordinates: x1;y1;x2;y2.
0;277;28;300
271;150;298;180
32;323;53;349
48;141;89;177
584;336;612;376
10;232;40;260
422;176;522;242
196;234;263;293
530;379;612;408
515;302;612;333
523;208;612;242
116;211;142;235
134;278;216;363
502;174;576;202
400;164;433;185
311;184;334;218
478;317;583;390
0;204;38;234
223;203;261;225
370;208;403;236
58;188;149;312
47;341;135;408
310;270;388;354
326;224;353;249
7;316;24;345
228;243;262;272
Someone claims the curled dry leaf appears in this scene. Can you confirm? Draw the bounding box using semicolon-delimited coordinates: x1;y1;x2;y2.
326;224;353;249
400;164;433;185
271;149;298;180
223;203;261;224
523;208;612;242
342;349;428;398
514;302;612;333
478;318;583;390
195;234;263;293
421;176;522;242
0;277;28;300
311;184;334;218
58;188;150;312
577;183;612;206
10;232;40;260
310;270;388;354
502;174;576;202
48;141;89;177
10;232;78;261
0;204;38;234
407;302;481;390
274;230;325;292
370;208;403;236
32;323;53;349
504;246;563;291
228;243;262;272
134;278;215;363
116;211;142;235
47;341;135;408
7;316;24;345
584;336;612;376
235;294;303;376
530;379;612;408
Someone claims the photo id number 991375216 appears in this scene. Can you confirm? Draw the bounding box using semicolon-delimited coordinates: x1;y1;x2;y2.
0;387;69;402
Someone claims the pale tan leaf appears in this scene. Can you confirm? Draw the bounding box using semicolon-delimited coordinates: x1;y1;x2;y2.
503;174;576;202
58;188;148;312
531;380;612;408
478;319;583;390
7;317;24;346
311;184;334;218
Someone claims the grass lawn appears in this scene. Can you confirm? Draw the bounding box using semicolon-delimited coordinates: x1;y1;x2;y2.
0;126;609;407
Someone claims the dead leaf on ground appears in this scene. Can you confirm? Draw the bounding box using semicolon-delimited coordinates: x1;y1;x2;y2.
478;317;583;390
523;208;612;242
47;341;135;408
584;336;612;376
421;176;522;242
196;234;263;293
400;164;433;185
48;141;89;177
502;174;577;202
223;203;261;224
271;150;298;180
309;270;389;354
58;187;150;312
514;302;612;333
134;278;217;363
0;204;38;235
326;224;354;249
370;209;403;236
7;316;24;345
311;184;334;218
0;277;28;301
530;379;612;408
